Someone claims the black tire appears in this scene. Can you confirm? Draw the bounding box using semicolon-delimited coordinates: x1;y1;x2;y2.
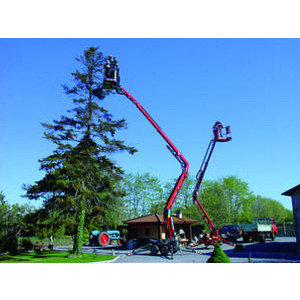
172;245;178;254
160;245;169;256
271;233;276;241
243;235;249;243
260;234;266;243
150;244;159;255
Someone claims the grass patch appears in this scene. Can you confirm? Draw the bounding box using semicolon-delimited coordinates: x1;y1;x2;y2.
0;250;116;263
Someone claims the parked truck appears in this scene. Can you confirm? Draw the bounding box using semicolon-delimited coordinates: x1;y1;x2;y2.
238;218;277;243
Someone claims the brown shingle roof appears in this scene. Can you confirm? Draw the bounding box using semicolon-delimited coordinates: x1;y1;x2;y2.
123;213;198;225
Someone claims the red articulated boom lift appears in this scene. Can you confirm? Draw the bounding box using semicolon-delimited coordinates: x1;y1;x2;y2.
93;57;189;257
191;121;234;248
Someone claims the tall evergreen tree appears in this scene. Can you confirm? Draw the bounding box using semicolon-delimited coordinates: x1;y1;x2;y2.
25;47;136;255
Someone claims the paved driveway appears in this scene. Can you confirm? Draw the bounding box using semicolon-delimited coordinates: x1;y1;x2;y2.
111;237;300;263
56;237;300;263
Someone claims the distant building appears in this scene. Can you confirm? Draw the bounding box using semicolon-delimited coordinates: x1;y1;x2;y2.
282;184;300;252
123;213;198;243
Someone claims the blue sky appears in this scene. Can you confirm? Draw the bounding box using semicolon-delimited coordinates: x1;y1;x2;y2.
1;38;299;210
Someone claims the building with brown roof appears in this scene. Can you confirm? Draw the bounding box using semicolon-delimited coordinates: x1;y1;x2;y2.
123;213;198;243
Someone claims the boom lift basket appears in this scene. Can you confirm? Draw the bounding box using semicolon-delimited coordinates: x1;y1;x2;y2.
103;57;120;89
213;121;232;142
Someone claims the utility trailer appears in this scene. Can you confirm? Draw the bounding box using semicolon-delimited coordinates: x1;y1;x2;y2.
238;218;277;243
148;239;179;256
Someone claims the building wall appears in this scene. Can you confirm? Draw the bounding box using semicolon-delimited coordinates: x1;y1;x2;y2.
292;189;300;252
130;224;160;240
127;223;194;242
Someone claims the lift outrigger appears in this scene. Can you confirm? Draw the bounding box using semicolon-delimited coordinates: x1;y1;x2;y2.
191;121;234;247
93;57;189;257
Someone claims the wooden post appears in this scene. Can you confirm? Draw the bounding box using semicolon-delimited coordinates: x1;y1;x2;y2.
159;224;162;240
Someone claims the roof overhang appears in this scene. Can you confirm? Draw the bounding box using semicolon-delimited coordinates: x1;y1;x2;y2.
282;184;300;196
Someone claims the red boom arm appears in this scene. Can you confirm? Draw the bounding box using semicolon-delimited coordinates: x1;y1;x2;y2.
119;88;189;243
94;58;189;246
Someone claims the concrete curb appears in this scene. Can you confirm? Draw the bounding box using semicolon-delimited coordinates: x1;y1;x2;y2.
99;256;120;263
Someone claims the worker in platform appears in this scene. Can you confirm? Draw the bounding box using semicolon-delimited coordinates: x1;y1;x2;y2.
111;57;118;73
102;55;120;89
111;57;120;84
104;60;111;78
213;121;223;140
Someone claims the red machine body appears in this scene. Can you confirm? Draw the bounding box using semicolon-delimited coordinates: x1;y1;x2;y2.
192;122;233;247
94;58;189;255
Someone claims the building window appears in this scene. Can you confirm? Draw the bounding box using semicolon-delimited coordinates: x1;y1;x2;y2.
145;228;150;236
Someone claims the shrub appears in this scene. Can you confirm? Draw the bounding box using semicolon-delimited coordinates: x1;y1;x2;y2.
0;236;18;253
21;238;34;251
207;242;230;263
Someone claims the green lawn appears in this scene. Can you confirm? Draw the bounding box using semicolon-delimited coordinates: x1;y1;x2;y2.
0;250;116;263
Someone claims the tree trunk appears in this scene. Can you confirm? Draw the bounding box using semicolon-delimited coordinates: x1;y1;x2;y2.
72;196;86;256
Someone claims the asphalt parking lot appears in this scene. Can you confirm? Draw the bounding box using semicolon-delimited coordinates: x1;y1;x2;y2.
56;237;300;263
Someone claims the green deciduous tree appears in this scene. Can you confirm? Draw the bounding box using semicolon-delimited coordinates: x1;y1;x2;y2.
198;176;254;226
113;169;294;231
221;176;254;223
122;173;164;219
250;195;294;223
24;47;136;255
0;192;34;252
198;179;232;226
